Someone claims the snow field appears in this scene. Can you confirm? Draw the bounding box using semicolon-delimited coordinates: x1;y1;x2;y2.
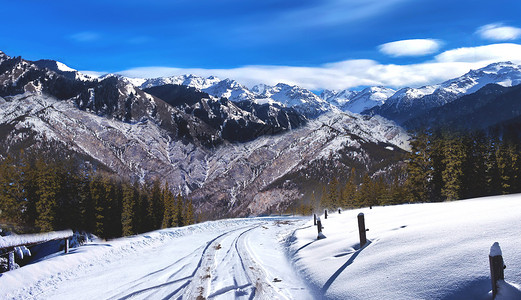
2;195;521;299
289;195;521;299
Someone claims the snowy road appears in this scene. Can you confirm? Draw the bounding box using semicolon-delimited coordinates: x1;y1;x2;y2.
1;218;314;300
4;196;521;299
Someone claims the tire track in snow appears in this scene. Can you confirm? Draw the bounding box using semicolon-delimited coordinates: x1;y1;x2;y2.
113;224;259;299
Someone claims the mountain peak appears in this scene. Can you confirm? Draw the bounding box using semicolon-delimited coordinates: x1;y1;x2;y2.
0;50;10;64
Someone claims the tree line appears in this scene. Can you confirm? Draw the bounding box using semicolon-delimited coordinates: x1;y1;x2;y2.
294;129;521;214
292;167;407;215
405;130;521;202
0;151;196;238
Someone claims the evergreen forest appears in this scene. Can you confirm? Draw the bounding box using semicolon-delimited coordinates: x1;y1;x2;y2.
2;130;521;238
0;151;196;238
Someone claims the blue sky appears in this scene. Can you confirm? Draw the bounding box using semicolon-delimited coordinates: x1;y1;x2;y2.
2;0;521;90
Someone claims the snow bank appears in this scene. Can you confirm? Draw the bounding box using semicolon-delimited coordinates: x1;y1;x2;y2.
2;195;521;299
0;230;73;249
289;195;521;299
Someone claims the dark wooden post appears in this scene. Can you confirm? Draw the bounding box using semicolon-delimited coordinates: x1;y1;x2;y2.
317;217;325;239
313;214;317;225
324;209;328;219
358;213;367;247
64;238;70;254
489;242;505;299
8;251;15;271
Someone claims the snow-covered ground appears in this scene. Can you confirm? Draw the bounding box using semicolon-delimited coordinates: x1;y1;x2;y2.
2;195;521;299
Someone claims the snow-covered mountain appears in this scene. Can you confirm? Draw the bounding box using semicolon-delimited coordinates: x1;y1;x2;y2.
322;87;396;113
367;61;521;124
0;51;410;218
249;83;337;118
404;83;521;133
128;75;336;118
132;75;265;104
31;59;94;82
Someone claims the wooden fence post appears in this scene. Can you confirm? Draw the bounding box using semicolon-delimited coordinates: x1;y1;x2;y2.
64;238;70;254
8;251;15;271
325;209;328;219
317;217;325;239
489;242;505;299
313;214;317;226
358;213;367;247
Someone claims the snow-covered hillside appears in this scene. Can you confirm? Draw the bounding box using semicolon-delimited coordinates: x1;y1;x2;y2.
370;61;521;124
0;92;409;218
2;195;521;299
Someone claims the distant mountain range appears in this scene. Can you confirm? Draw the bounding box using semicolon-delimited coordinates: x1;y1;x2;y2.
0;50;409;218
366;62;521;125
121;61;521;130
2;48;521;217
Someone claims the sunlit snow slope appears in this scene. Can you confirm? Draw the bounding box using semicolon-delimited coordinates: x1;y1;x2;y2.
2;195;521;300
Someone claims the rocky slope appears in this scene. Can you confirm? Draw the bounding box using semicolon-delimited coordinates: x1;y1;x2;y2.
404;83;521;133
0;51;410;218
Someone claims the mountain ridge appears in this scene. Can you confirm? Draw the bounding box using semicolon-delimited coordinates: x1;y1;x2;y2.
0;50;410;218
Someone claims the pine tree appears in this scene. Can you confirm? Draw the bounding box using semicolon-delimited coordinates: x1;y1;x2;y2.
319;185;328;209
486;138;502;196
161;183;175;228
496;142;519;195
20;152;38;227
77;168;95;233
375;177;391;205
185;198;195;226
327;177;340;209
0;154;24;225
390;174;407;205
309;191;318;213
463;132;489;199
358;174;376;207
341;168;357;208
174;193;184;227
90;175;106;237
405;131;432;202
441;134;466;201
34;158;61;232
121;182;137;236
147;179;163;229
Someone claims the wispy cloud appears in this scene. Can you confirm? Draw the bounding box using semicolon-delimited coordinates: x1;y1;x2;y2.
476;24;521;41
379;39;442;57
69;31;101;43
280;0;409;28
117;43;521;91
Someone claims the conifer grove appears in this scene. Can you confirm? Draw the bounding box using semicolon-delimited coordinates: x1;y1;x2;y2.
0;151;196;238
1;130;521;237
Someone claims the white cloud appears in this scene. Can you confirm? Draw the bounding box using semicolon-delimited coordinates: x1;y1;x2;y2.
435;43;521;63
69;31;100;43
117;43;521;91
477;24;521;41
378;39;442;57
79;70;106;78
